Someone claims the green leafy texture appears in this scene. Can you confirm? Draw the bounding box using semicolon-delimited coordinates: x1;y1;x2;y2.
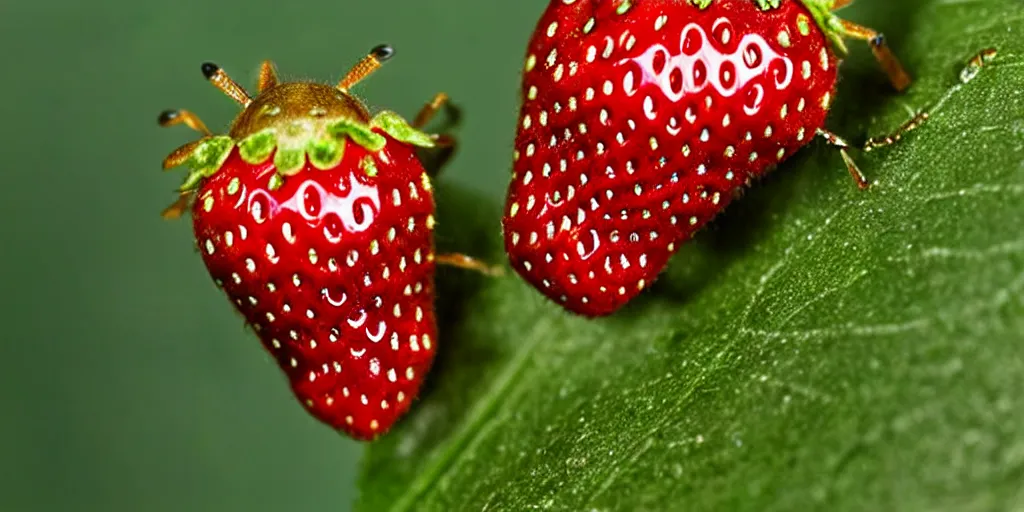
273;147;306;176
187;136;234;173
358;1;1024;511
239;129;277;164
307;137;344;170
180;136;234;191
803;1;852;53
330;118;387;152
371;111;437;148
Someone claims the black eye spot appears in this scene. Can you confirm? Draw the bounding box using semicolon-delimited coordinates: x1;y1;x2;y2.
201;62;220;79
371;44;395;61
157;110;178;124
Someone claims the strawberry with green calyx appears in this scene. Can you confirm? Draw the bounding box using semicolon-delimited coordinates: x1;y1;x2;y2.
502;0;911;318
157;45;499;441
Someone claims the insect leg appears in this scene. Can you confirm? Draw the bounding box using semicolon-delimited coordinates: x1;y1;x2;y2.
160;192;193;220
865;48;997;151
837;20;912;92
863;111;930;151
419;134;458;178
816;129;870;189
413;92;451;128
414;93;462;177
959;48;998;84
158;109;211;136
435;253;505;277
160;138;210;170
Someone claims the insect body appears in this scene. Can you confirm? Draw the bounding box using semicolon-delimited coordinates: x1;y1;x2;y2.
158;45;494;440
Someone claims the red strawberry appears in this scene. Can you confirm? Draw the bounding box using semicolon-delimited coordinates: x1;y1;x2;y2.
502;0;910;317
157;46;495;440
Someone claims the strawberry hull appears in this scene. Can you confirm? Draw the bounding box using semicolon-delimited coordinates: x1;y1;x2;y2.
503;0;840;317
192;137;438;440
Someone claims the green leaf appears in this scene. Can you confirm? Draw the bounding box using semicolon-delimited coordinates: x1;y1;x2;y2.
358;1;1024;510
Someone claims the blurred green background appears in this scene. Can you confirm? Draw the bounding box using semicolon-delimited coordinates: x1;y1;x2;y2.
0;1;544;510
4;0;1002;510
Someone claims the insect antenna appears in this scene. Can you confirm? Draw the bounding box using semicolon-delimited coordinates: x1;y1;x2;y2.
157;109;211;135
201;62;253;107
337;44;395;92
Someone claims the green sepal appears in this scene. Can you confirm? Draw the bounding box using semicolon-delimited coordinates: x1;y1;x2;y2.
274;147;306;176
754;0;781;9
176;135;233;192
179;170;205;192
797;0;850;54
689;0;712;8
239;129;277;164
371;111;436;148
329;118;386;152
187;136;234;176
307;137;345;170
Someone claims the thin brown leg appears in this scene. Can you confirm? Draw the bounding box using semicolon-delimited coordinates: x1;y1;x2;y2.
418;136;457;178
863;111;930;151
864;48;997;151
415;94;462;177
158;110;212;169
435;253;504;276
161;192;193;220
158;109;211;136
162;138;209;169
413;92;450;128
817;129;870;189
839;20;912;92
959;48;998;83
432;134;456;149
832;0;855;9
257;60;278;92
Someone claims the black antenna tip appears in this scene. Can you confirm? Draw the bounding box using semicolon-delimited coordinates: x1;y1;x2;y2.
371;44;394;62
157;109;179;125
201;62;220;79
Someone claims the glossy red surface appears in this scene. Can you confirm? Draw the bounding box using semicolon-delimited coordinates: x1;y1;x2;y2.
192;133;437;440
503;0;838;317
